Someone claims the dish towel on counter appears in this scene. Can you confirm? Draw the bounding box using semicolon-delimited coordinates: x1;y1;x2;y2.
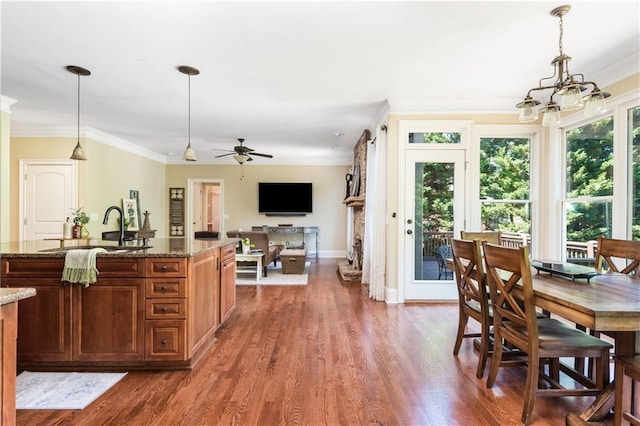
61;248;107;287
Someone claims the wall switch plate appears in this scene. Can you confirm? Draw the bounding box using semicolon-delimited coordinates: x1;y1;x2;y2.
90;213;98;221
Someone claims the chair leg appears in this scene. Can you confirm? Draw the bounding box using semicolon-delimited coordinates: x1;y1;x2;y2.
452;310;468;355
486;331;503;388
476;319;490;379
521;352;539;425
263;266;268;277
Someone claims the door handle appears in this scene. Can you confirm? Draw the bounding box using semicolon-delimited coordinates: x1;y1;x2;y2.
406;229;413;235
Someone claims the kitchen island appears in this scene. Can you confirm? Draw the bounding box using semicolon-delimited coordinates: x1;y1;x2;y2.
0;238;237;370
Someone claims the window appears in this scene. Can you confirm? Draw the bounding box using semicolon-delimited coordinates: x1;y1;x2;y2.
630;106;640;239
479;137;532;245
409;132;461;144
564;117;614;246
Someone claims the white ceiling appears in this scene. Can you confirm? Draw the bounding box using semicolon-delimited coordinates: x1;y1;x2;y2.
2;1;639;165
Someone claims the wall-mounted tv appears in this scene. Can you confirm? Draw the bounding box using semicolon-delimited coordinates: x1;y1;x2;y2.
258;182;312;216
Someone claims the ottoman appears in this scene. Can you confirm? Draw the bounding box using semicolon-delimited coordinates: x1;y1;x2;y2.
280;248;307;274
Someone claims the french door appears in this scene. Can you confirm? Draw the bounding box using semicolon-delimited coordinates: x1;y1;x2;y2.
403;150;465;300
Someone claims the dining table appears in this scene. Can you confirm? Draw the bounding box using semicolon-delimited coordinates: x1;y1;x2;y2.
527;269;640;425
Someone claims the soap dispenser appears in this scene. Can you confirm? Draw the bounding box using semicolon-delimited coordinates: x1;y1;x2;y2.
63;217;72;239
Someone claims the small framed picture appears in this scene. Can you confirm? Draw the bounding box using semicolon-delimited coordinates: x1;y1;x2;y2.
129;189;142;230
122;198;140;231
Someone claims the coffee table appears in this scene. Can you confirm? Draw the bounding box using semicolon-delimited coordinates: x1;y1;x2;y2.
235;253;263;282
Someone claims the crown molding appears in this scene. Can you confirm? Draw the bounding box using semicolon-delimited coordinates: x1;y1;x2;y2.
590;52;640;90
0;96;18;113
10;126;167;164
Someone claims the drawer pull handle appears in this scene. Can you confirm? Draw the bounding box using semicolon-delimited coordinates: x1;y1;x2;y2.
161;265;167;271
161;339;167;345
161;307;167;312
161;286;168;291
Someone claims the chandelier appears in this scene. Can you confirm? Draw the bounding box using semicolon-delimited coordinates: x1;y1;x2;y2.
516;5;610;126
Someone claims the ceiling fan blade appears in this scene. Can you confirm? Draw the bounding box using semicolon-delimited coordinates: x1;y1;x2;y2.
249;152;273;158
214;152;235;158
211;148;234;153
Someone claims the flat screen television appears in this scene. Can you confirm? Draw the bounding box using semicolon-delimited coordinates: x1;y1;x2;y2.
258;182;312;215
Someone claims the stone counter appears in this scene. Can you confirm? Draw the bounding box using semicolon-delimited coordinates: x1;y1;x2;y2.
0;237;238;258
0;288;36;305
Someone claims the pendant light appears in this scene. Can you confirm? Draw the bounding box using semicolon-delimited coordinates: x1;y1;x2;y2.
516;5;611;126
66;65;91;161
178;65;200;162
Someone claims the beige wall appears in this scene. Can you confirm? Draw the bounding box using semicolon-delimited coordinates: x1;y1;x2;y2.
167;164;350;256
10;136;166;241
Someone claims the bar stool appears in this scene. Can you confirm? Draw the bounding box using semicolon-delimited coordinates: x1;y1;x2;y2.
615;355;640;426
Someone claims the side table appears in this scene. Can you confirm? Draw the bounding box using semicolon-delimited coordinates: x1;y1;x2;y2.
235;253;263;282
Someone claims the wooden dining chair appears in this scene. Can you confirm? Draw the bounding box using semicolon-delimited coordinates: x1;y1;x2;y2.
460;230;502;245
482;242;613;425
451;238;492;378
595;235;640;275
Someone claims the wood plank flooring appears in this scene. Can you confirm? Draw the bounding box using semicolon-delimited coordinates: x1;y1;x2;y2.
17;259;602;425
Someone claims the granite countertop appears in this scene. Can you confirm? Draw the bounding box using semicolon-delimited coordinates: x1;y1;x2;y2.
0;288;37;305
0;237;239;258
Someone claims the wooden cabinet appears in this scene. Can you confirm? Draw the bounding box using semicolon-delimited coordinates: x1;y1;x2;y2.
73;277;144;361
4;278;71;362
144;258;187;361
220;244;236;323
0;242;237;370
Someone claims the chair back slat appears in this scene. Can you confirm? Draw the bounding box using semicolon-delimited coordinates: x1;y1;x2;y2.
460;230;502;245
451;239;488;311
482;243;538;335
595;236;640;275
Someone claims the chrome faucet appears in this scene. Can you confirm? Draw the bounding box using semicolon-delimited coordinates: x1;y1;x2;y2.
103;205;125;246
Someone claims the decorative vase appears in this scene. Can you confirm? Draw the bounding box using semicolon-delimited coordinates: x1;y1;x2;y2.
82;226;89;238
242;244;250;254
72;225;82;239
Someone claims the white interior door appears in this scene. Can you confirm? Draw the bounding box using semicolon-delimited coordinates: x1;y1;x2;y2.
21;160;77;241
402;150;465;300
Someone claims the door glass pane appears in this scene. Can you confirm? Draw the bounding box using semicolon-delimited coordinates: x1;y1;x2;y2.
414;162;454;280
409;132;460;144
631;106;640;240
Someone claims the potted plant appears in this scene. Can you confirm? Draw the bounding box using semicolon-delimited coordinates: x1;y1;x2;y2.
241;237;254;254
70;207;90;238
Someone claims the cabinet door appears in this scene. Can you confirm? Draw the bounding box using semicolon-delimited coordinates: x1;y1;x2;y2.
189;250;219;355
72;278;144;361
220;252;236;324
4;278;71;362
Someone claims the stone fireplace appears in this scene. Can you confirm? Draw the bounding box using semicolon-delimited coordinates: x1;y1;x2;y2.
338;129;370;282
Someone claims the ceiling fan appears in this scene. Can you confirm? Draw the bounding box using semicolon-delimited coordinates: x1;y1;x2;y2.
213;138;273;164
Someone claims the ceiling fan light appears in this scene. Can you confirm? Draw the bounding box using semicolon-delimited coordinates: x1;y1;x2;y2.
183;143;197;162
234;154;249;164
70;140;87;161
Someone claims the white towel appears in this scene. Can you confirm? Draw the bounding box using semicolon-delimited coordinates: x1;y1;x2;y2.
61;248;107;287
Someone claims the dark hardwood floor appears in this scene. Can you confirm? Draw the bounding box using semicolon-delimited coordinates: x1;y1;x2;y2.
17;258;601;425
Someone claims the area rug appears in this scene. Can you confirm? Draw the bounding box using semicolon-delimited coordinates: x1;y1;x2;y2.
236;261;309;285
16;371;127;410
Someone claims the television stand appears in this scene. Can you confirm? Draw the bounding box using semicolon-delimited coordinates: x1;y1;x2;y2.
252;226;319;259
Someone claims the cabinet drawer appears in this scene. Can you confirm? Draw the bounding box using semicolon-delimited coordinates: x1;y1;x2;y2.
221;244;236;260
145;320;186;360
146;299;187;319
2;257;64;277
145;278;186;298
145;258;186;277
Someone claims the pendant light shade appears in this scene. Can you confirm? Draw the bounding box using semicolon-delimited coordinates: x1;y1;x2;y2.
178;65;200;162
66;65;91;161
